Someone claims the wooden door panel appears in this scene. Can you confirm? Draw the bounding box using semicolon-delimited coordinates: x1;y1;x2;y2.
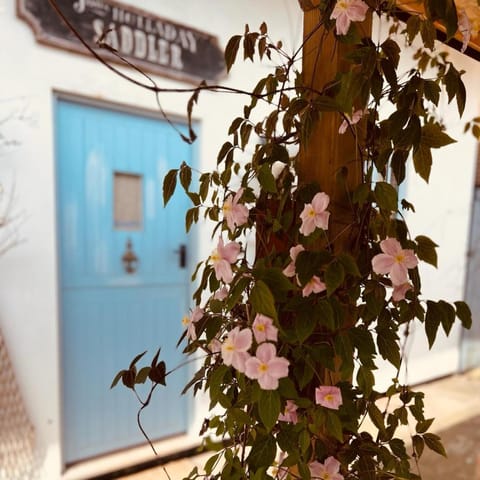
56;99;192;464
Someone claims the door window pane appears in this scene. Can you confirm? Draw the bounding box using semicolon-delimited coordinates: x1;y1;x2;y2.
113;172;143;230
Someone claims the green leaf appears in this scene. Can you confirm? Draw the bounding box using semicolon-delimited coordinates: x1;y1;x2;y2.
425;300;441;349
368;403;386;433
415;235;438;267
413;143;432;183
204;452;221;475
217;141;233;164
179;163;192;191
416;417;435;434
250;280;277;320
135;366;151;384
421;123;456;149
149;360;167;385
375;182;398;212
129;351;147;369
316;299;336;330
381;38;400;68
376;329;401;368
338;253;361;277
247;434;277;469
258;390;281;432
253;267;292;296
296;310;318;343
163;169;178;206
296;250;332;285
224;35;241;72
406;15;421;44
438;300;456;336
424;80;441;106
325;411;344;441
423;433;447;457
412;434;425;458
121;369;136;389
111;369;126;389
257;163;277;193
325;261;345;296
185;207;199;233
455;301;472;329
389;438;407;458
357;366;375;396
353;183;371;206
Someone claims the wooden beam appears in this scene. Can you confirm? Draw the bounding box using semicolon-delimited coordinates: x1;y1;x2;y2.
299;8;371;256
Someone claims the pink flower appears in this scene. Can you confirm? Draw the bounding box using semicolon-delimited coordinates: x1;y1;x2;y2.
315;386;343;410
252;314;278;343
371;237;418;286
299;192;330;236
330;0;369;36
245;343;289;390
221;327;252;373
181;306;204;341
392;282;412;302
213;286;229;300
283;244;305;278
310;456;344;480
302;276;327;297
222;188;249;232
278;400;298;424
208;337;222;354
339;109;366;134
210;238;241;284
458;8;472;53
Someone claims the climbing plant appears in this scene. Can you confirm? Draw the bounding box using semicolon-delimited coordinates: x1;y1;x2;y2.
107;1;478;478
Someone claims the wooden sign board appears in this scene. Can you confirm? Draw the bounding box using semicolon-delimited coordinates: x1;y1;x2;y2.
397;0;480;57
17;0;226;84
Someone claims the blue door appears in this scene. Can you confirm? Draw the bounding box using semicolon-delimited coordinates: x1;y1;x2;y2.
55;99;193;464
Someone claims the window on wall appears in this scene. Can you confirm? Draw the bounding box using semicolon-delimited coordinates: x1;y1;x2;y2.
113;172;143;230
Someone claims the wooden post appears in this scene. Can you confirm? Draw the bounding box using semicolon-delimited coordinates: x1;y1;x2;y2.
299;5;371;257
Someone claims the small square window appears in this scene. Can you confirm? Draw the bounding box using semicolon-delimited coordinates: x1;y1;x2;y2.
113;172;143;230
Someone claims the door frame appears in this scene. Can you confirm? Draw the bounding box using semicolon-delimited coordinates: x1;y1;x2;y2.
53;91;199;467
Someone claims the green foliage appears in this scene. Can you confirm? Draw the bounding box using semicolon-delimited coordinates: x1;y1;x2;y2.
113;2;478;478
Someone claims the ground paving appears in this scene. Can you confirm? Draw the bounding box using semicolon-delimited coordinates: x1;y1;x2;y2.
120;370;480;480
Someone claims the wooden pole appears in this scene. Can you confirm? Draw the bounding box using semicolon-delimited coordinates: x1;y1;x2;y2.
299;5;371;257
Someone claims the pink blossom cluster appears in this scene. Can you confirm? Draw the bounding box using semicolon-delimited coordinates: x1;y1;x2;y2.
222;188;249;232
283;244;327;297
220;314;289;390
371;237;419;301
210;237;241;284
182;306;204;341
278;386;343;424
299;192;331;236
330;0;369;36
310;456;345;480
338;108;367;134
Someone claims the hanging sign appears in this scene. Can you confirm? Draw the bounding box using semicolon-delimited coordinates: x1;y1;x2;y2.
17;0;226;83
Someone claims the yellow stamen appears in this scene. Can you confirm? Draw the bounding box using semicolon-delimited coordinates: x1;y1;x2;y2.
258;363;269;373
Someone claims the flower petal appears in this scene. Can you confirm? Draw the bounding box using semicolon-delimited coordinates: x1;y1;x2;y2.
372;253;394;275
380;237;402;256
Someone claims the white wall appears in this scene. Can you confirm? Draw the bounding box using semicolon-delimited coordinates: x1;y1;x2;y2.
400;45;480;385
1;1;479;478
0;1;302;478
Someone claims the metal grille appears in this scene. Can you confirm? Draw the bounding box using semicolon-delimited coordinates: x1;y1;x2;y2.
0;330;38;480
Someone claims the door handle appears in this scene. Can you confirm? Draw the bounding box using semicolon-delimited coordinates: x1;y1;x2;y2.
175;244;187;268
121;238;139;274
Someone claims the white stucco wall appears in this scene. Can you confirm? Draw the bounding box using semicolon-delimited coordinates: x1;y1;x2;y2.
397;42;479;386
0;1;302;478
